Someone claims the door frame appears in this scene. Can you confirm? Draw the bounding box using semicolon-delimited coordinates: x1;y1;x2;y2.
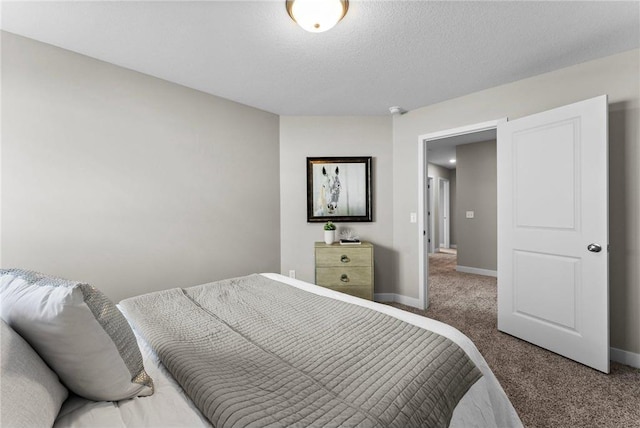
427;177;435;253
438;178;450;250
417;119;506;309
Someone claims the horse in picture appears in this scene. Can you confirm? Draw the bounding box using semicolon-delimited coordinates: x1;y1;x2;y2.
315;166;341;216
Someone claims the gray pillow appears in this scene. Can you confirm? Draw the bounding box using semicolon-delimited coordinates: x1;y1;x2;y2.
1;319;68;427
0;269;154;401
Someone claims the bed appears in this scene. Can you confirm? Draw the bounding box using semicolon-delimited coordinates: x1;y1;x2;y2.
0;270;522;428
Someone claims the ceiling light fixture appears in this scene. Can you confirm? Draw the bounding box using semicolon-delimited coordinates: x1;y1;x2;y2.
286;0;349;33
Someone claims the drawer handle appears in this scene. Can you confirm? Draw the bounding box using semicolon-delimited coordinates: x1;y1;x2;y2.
340;255;351;263
340;274;350;283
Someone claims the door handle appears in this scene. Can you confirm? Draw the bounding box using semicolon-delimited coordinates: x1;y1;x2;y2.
587;243;602;253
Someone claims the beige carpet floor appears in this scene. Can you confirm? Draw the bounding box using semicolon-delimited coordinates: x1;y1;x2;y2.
390;252;640;428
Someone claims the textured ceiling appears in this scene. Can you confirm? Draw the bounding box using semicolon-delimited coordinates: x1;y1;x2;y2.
2;1;638;115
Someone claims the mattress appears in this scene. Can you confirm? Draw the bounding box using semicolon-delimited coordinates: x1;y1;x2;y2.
54;273;522;428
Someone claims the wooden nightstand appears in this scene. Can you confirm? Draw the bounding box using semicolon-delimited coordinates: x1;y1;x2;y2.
314;242;374;300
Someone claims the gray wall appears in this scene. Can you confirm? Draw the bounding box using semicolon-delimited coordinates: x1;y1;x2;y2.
279;116;394;293
455;141;497;271
2;32;638;356
426;163;451;250
392;48;639;354
1;32;281;303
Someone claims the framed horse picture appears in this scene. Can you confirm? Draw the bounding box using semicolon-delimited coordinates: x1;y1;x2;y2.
307;156;372;223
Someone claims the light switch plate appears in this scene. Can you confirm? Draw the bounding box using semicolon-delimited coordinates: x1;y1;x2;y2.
410;212;417;223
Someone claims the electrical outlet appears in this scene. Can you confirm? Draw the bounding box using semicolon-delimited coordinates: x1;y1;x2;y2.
289;270;296;279
466;211;475;219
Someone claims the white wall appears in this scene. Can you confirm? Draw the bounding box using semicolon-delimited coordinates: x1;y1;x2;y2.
1;32;281;303
392;49;640;355
279;116;394;293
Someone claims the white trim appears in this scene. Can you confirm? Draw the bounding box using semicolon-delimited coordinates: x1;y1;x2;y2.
456;265;498;277
610;347;640;368
438;178;450;249
417;137;428;310
394;293;423;308
427;177;435;254
374;293;423;309
418;118;507;312
418;119;502;141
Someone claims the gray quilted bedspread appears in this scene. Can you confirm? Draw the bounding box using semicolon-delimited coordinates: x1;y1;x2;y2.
120;274;481;428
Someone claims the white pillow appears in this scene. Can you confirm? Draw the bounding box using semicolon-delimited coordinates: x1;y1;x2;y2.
0;269;154;401
1;319;69;427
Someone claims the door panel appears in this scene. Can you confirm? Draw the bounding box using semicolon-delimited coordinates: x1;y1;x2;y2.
514;119;579;229
498;95;609;373
514;250;579;331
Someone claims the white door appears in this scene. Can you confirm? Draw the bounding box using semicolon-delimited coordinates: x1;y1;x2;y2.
497;95;609;373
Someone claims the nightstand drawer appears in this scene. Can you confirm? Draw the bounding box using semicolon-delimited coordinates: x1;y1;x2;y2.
316;267;372;286
315;247;372;267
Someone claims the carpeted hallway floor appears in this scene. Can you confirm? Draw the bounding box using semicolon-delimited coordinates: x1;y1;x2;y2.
390;252;640;428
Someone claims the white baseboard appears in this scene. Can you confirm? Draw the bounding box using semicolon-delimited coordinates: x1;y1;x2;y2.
610;347;640;368
456;265;498;277
374;293;423;309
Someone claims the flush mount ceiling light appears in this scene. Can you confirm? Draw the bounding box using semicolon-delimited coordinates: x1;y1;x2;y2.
286;0;349;33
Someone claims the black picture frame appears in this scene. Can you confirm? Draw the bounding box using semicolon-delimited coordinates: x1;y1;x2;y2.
307;156;372;223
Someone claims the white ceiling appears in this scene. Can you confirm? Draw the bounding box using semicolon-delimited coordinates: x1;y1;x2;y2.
2;1;638;116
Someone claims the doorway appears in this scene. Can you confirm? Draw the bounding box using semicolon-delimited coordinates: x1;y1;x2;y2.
417;96;609;373
417;119;505;309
